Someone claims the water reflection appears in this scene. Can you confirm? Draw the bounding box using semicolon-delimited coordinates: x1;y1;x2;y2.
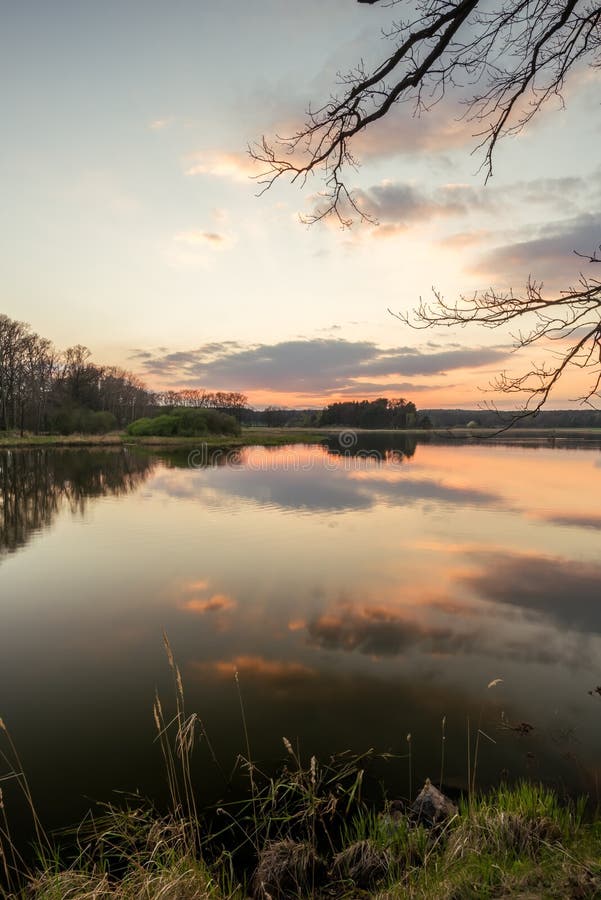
324;432;418;460
1;440;600;838
0;448;156;556
458;550;601;635
154;444;504;513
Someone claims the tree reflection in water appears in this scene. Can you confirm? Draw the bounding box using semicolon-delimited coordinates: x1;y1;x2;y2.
0;449;156;555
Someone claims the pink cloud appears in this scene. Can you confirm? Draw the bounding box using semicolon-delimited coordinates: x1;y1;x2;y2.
189;655;316;681
179;593;237;615
185;150;261;180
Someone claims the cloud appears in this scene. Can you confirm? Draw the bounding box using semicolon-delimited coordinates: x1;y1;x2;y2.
151;453;504;515
459;551;601;635
308;167;601;248
304;579;593;667
359;347;508;378
308;180;494;231
173;230;230;248
439;229;493;249
185;150;260;180
513;176;588;213
349;93;477;161
134;338;511;393
304;600;561;665
333;381;446;394
471;212;601;288
149;118;173;130
307;604;474;657
167;229;234;268
190;655;315;682
308;168;598;240
254;57;578;176
176;578;237;619
359;472;501;509
362;182;492;223
179;593;236;615
324;63;597;167
544;513;601;531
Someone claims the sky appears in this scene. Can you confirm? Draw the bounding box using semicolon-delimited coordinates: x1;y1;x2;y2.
2;0;600;408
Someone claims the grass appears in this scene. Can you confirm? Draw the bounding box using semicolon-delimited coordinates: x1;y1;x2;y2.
25;816;227;899
0;428;328;450
5;780;598;899
2;424;601;450
1;650;601;899
390;784;601;900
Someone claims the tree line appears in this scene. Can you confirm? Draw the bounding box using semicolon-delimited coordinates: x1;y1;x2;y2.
243;400;426;429
320;398;423;429
0;314;249;435
423;408;601;429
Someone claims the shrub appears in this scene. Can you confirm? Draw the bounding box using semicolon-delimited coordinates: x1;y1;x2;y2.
81;410;118;434
127;408;240;438
49;408;118;435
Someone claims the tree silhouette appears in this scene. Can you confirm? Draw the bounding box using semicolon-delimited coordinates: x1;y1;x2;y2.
253;0;601;416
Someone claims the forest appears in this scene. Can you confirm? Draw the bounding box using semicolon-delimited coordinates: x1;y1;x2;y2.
0;314;248;434
3;312;600;437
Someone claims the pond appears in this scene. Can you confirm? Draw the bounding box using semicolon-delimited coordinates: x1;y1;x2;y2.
1;435;600;837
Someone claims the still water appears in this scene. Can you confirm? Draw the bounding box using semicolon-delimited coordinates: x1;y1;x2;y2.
1;437;600;832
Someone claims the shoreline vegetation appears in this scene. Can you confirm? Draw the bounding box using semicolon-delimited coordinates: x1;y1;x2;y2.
9;779;601;899
1;311;601;444
2;741;601;900
1;424;601;450
2;639;601;899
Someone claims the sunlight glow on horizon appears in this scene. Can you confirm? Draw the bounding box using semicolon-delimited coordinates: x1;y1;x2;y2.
1;2;599;408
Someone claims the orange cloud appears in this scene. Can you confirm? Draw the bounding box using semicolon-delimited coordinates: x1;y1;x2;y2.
179;593;236;615
176;578;237;618
167;229;235;269
173;229;231;248
190;655;315;681
185;579;210;591
439;229;492;249
185;151;261;180
370;222;408;240
352;102;475;161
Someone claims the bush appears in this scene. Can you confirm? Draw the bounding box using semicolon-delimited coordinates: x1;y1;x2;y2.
127;414;179;437
82;410;118;434
49;408;118;435
127;408;240;438
170;408;210;437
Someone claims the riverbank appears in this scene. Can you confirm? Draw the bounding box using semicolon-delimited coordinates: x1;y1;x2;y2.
0;428;326;449
7;780;601;899
3;638;601;898
1;424;601;450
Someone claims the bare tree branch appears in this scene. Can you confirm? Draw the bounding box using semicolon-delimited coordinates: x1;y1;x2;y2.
252;0;601;418
392;267;601;420
252;0;601;209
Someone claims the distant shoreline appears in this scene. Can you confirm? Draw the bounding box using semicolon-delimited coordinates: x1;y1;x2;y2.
1;425;601;450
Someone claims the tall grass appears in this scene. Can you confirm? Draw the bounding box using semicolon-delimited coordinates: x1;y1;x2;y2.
1;642;600;899
153;631;202;858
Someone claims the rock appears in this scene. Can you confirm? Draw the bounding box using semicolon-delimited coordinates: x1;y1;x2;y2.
410;778;457;826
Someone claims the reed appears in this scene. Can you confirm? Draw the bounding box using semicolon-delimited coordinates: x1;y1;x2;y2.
438;716;446;791
1;647;600;900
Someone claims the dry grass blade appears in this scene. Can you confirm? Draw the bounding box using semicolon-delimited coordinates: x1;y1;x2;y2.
253;839;320;899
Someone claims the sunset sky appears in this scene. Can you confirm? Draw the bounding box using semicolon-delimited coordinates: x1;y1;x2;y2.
2;0;600;408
